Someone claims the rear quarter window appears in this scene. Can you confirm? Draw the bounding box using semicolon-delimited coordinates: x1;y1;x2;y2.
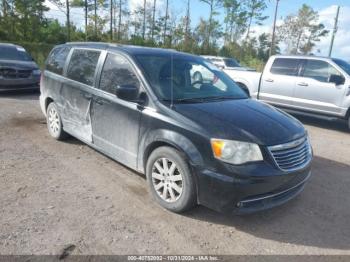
270;58;301;76
66;49;101;86
45;46;71;75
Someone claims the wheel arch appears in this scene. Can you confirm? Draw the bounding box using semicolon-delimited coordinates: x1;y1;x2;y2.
45;97;54;111
139;130;205;174
142;138;202;172
143;141;177;169
141;137;201;204
346;107;350;119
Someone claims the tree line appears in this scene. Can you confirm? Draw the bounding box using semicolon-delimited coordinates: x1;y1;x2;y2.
0;0;329;69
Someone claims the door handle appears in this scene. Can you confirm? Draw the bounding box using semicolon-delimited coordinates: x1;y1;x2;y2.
297;82;308;86
265;78;274;82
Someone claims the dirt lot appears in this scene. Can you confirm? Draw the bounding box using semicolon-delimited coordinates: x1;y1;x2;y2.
0;92;350;256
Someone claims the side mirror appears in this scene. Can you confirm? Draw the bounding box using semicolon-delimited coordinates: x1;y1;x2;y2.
115;84;139;101
329;74;345;86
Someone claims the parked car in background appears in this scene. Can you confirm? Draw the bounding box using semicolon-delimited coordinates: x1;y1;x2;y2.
0;43;41;92
40;43;312;214
191;55;256;95
225;55;350;130
202;55;256;71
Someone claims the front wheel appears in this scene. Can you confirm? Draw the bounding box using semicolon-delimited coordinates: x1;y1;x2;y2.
146;147;197;213
46;102;67;140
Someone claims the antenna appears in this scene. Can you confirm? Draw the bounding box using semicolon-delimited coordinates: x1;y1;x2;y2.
270;0;280;57
328;6;340;57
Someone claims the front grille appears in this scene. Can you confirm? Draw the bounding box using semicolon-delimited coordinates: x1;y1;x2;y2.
268;137;312;171
0;68;32;79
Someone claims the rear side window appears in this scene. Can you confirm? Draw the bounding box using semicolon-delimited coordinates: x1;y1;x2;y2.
99;53;140;94
66;49;100;86
46;46;71;75
270;58;300;76
302;60;342;83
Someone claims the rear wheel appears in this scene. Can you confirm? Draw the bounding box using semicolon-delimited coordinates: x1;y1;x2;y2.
146;146;197;213
46;102;67;140
348;115;350;131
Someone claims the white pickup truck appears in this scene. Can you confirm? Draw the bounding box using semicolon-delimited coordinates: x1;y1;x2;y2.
222;55;350;130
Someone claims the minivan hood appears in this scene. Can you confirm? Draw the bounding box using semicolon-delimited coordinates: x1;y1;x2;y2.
0;60;38;70
173;99;305;146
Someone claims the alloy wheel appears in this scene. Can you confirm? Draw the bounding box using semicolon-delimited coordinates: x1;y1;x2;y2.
48;107;60;136
151;157;183;203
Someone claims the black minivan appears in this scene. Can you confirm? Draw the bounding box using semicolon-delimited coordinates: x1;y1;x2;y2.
40;43;312;214
0;43;41;92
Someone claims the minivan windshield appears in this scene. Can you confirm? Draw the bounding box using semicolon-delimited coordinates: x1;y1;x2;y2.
0;46;32;61
135;54;248;102
333;58;350;76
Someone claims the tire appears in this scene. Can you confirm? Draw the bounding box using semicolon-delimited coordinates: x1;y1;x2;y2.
348;115;350;131
146;146;197;213
46;102;67;140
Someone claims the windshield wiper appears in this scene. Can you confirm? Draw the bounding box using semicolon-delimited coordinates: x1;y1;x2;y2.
172;97;206;103
163;96;241;104
201;96;241;101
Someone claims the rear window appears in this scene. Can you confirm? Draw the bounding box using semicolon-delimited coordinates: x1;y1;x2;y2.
270;58;301;76
0;46;32;61
333;58;350;76
66;49;101;86
46;46;71;75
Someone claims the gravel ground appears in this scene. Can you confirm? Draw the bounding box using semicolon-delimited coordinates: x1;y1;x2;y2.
0;92;349;256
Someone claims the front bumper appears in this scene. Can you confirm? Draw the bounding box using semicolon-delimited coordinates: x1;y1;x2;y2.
194;160;312;214
39;94;47;116
0;77;40;92
234;172;310;214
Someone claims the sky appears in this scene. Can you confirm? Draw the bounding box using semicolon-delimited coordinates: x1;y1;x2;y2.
45;0;350;59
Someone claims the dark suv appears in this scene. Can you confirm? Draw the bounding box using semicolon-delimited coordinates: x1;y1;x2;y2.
0;43;41;92
40;43;312;214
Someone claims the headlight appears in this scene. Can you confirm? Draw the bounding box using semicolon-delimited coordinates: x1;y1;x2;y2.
32;69;41;76
211;139;263;165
